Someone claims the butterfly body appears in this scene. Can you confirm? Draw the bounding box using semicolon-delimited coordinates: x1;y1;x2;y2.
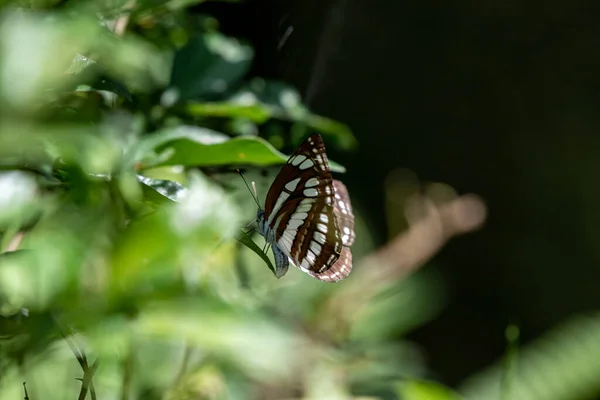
256;134;355;282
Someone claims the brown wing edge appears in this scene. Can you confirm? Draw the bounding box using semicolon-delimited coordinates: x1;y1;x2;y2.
312;180;355;282
310;246;352;283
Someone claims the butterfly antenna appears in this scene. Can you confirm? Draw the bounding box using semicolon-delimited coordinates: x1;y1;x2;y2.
237;169;261;209
251;181;258;200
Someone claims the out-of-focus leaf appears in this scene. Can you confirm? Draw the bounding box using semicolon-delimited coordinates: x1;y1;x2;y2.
0;10;167;111
350;269;447;340
0;171;40;228
93;75;133;102
66;55;146;101
94;32;171;92
110;172;241;293
460;312;600;400
233;80;302;110
0;10;91;110
0;210;103;311
165;364;233;400
0;341;87;400
235;230;278;277
138;175;187;205
164;0;241;10
304;361;353;400
134;299;300;383
184;101;271;123
344;341;426;391
0;122;125;178
136;127;347;172
230;80;358;150
169;32;253;101
66;53;97;75
398;380;463;400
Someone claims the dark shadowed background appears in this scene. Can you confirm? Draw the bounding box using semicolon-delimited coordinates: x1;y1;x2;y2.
199;0;600;386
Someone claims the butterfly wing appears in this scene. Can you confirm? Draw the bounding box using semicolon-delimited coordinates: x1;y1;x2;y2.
331;180;355;247
263;134;344;276
310;180;355;282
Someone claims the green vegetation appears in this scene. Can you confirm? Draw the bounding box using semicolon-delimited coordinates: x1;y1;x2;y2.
0;1;599;400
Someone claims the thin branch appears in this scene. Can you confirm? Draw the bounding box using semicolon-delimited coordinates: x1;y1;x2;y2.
78;361;99;400
52;316;98;400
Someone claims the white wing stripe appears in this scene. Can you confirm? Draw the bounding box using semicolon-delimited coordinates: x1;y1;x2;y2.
309;241;322;255
305;178;319;187
303;188;318;197
268;192;289;224
287;219;303;230
292;212;308;220
299;159;314;169
291;155;306;166
285;177;301;191
314;232;326;244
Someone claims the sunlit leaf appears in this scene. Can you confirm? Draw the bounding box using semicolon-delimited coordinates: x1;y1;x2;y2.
235;230;277;277
136;126;347;172
138;175;187;205
184;101;271;123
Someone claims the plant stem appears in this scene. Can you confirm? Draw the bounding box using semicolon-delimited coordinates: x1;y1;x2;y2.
500;324;520;400
52;316;99;400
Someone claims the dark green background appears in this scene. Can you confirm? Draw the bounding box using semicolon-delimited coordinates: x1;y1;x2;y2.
199;0;600;385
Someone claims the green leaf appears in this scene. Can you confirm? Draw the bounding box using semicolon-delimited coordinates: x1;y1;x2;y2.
93;74;133;102
184;101;271;124
134;299;299;383
110;172;242;293
169;32;253;101
66;53;97;75
397;380;463;400
235;230;283;278
232;80;302;110
0;10;168;111
138;175;187;206
229;80;358;150
136;126;347;172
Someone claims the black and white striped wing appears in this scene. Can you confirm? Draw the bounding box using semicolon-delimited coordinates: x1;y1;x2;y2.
263;134;346;279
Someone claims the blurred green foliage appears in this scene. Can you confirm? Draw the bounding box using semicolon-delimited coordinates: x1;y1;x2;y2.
0;1;598;400
0;1;422;399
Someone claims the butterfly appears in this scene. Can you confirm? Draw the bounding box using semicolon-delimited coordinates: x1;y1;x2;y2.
255;133;355;282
